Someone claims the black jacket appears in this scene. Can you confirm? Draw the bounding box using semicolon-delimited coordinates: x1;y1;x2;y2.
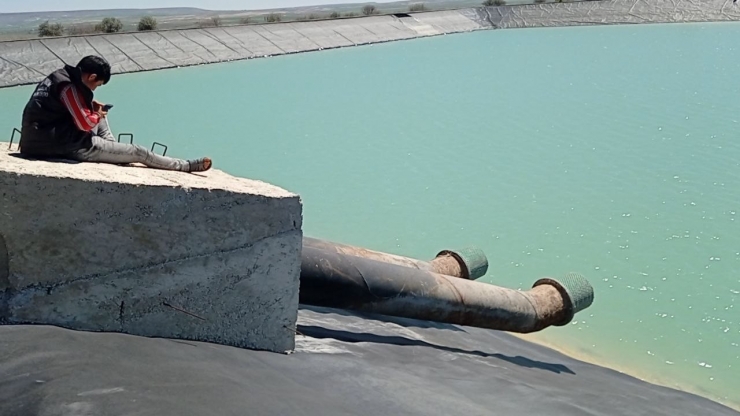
19;65;94;157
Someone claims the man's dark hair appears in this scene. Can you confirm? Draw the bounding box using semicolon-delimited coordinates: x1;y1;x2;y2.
76;55;112;84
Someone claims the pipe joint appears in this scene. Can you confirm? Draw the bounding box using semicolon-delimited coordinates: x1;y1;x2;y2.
435;246;488;280
533;272;595;326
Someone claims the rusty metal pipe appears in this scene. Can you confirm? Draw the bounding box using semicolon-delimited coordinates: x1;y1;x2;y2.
299;245;594;333
303;237;489;280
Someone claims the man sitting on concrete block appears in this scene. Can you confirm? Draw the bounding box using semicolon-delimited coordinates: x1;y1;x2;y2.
18;55;212;173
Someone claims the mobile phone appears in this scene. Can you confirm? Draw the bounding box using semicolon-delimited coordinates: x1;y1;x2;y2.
102;104;114;111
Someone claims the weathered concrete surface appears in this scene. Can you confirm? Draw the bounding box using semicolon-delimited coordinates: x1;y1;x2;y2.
0;10;488;88
476;0;740;28
2;1;740;89
0;143;303;353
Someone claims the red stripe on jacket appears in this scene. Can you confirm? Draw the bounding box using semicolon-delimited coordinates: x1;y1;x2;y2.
60;84;100;132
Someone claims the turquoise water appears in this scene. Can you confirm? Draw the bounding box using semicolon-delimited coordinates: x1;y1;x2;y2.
2;21;740;408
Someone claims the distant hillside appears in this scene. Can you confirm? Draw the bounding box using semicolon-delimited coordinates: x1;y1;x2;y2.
0;8;208;27
0;0;535;38
0;8;213;35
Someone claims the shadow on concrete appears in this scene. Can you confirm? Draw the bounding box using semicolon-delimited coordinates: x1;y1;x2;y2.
7;152;81;164
297;324;576;375
299;305;467;333
7;151;208;175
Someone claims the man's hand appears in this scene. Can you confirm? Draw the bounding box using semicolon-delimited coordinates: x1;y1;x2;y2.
92;100;108;118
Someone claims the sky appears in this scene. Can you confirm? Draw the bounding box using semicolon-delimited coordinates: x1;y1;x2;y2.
1;1;398;13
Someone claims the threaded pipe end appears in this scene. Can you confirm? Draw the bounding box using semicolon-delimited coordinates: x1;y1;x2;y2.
533;272;594;326
436;246;489;280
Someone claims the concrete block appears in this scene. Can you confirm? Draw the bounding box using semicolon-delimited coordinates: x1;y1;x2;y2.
0;146;302;353
159;31;220;64
329;19;380;45
289;22;354;50
176;29;245;62
104;34;174;71
418;10;486;33
219;26;284;57
85;36;144;74
251;24;321;54
201;28;256;59
41;37;101;68
0;40;62;88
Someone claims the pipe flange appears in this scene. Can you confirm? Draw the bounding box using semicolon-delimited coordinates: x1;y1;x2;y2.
533;272;594;326
436;246;489;280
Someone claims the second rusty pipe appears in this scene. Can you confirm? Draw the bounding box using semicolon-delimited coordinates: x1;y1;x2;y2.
299;245;595;333
303;237;489;280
